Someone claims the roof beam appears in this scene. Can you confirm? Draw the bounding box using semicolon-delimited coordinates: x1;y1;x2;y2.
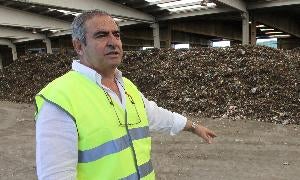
148;0;179;6
13;38;40;43
0;26;46;40
214;0;246;12
14;0;155;23
158;7;233;21
48;20;141;37
0;38;13;46
0;6;70;30
119;20;141;27
248;0;300;9
49;30;71;37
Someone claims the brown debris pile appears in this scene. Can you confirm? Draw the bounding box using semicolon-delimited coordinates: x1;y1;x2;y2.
0;45;299;124
0;53;74;103
120;45;299;125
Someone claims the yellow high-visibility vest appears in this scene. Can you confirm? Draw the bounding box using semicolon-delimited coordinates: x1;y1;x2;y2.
35;71;155;180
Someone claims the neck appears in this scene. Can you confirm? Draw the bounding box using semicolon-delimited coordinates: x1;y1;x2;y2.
79;59;116;80
98;68;116;80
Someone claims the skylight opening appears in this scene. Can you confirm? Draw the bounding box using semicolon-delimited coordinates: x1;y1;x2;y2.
47;8;81;16
158;0;199;8
114;18;122;22
256;25;266;28
145;0;159;2
206;2;216;8
73;13;82;17
168;5;205;12
269;34;291;38
265;31;283;34
260;28;275;31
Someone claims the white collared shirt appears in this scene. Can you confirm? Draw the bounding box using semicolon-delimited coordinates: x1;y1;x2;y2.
36;60;187;179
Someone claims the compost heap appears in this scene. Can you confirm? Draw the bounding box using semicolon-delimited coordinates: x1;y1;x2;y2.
0;45;299;124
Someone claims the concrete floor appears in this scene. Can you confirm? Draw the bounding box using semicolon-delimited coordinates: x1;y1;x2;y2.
0;101;299;180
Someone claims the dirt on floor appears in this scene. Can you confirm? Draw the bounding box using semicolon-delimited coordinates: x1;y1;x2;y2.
0;101;299;180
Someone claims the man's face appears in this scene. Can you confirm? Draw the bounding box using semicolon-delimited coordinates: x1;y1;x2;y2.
80;15;123;72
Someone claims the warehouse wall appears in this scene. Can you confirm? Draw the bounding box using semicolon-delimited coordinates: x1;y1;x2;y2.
172;31;212;46
171;20;242;41
278;38;300;49
15;36;75;56
50;35;74;54
16;40;46;57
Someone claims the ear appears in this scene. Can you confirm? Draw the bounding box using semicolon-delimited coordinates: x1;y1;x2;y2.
72;39;84;56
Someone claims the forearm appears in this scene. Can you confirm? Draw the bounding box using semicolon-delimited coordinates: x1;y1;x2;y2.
142;94;216;142
143;95;186;135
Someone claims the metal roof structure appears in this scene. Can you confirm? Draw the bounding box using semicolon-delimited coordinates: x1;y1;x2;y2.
0;0;299;45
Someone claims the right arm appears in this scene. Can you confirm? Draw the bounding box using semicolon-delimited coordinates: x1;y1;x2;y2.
36;102;77;180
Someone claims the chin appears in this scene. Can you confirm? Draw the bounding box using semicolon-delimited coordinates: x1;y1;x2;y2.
109;59;122;66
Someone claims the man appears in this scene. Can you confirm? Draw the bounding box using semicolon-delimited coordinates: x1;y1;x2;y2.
35;10;216;180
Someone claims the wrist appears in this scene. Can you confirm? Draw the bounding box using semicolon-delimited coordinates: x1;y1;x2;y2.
184;120;199;132
191;121;199;131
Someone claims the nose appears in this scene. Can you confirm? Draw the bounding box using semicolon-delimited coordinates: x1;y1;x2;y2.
107;43;115;50
107;32;118;49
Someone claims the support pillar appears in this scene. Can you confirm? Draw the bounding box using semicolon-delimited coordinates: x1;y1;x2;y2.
0;54;3;72
43;38;53;54
150;23;160;48
250;20;257;45
165;23;172;48
8;44;17;61
241;12;249;45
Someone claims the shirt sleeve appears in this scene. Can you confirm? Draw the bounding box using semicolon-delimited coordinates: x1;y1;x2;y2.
36;101;77;180
141;94;187;135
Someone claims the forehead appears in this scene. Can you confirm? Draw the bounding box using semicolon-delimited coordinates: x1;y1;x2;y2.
85;15;118;32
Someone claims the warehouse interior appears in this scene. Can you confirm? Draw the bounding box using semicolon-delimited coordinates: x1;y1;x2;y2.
0;0;300;68
0;1;299;179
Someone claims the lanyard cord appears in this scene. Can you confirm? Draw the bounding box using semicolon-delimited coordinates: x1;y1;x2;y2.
101;80;141;179
124;110;141;179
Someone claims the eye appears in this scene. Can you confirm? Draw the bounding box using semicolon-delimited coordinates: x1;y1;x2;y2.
94;32;108;38
113;32;120;38
96;33;107;38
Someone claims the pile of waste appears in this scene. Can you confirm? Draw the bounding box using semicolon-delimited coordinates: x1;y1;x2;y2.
0;53;74;103
0;45;299;124
121;45;299;124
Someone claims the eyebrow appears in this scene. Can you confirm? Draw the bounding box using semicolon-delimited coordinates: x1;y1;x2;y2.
93;30;120;37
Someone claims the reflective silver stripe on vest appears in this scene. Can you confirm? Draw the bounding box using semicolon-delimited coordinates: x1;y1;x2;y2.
78;126;150;163
122;159;154;180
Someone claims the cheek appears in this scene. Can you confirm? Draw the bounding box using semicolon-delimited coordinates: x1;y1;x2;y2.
94;44;106;54
117;41;123;50
118;40;123;47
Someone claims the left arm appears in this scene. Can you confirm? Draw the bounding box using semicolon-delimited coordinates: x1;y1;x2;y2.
142;94;216;143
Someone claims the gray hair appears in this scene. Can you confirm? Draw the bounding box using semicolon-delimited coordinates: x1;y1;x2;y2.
71;10;114;45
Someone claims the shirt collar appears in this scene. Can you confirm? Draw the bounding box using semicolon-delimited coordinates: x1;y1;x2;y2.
71;60;123;85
